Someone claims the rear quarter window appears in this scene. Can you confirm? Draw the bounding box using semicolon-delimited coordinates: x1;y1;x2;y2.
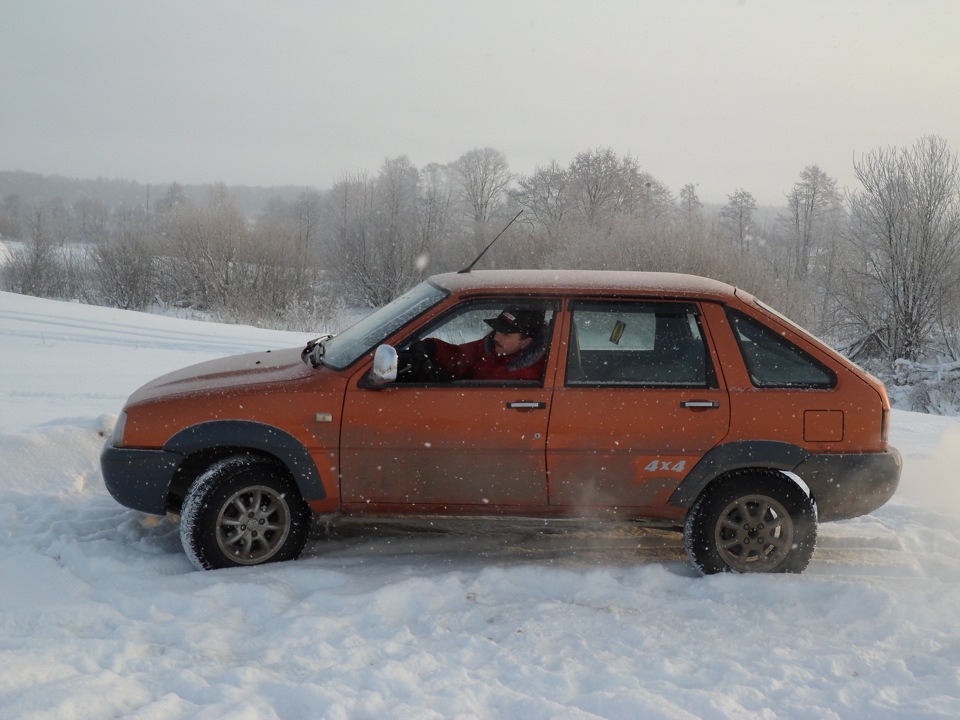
726;308;836;389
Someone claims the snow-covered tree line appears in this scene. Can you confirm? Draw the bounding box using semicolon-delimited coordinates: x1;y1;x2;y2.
2;137;960;366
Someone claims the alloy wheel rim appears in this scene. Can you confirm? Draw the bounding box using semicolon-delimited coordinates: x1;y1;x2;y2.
215;485;292;565
715;494;794;572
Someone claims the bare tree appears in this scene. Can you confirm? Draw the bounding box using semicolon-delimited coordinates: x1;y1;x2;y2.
719;188;757;253
292;189;323;277
513;159;570;242
91;205;157;310
841;136;960;360
0;209;21;239
453;147;512;249
568;147;625;227
322;172;373;302
417;162;457;270
162;184;249;310
782;166;842;279
371;156;425;294
2;203;67;297
322;158;461;306
678;184;703;215
323;168;409;307
1;194;24;239
566;149;674;230
155;183;188;215
511;149;677;271
73;196;111;244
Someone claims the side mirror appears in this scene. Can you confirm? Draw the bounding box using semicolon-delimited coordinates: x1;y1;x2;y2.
367;344;398;385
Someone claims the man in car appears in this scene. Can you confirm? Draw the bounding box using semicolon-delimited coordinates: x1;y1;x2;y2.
404;307;548;382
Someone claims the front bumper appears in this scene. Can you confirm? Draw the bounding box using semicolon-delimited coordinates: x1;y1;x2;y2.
100;443;184;515
794;446;902;521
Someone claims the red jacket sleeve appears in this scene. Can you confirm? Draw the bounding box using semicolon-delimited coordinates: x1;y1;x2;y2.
428;338;486;380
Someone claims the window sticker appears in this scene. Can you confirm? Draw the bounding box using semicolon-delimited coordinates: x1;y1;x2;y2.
609;320;626;345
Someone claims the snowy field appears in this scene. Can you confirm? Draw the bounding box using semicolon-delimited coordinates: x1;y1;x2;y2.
1;289;959;720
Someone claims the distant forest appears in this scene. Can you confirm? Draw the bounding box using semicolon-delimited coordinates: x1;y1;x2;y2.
0;170;311;219
2;137;959;411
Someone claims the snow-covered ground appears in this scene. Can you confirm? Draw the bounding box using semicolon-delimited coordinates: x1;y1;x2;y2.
1;290;959;720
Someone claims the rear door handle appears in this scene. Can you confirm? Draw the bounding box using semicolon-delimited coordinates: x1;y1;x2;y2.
680;400;720;409
507;401;547;410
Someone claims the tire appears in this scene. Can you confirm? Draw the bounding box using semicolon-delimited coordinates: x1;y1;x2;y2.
180;455;312;570
683;471;817;574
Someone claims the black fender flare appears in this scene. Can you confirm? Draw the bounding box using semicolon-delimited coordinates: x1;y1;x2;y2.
668;440;811;509
164;420;327;501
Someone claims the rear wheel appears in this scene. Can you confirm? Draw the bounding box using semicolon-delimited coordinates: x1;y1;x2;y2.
684;472;817;574
180;455;312;570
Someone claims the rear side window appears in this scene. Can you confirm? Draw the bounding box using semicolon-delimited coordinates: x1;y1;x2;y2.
567;301;715;387
726;308;836;388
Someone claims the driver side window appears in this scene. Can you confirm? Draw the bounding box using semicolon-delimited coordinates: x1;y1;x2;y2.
397;299;556;385
423;306;501;346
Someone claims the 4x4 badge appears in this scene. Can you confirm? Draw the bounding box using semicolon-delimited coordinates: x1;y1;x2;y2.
644;460;687;473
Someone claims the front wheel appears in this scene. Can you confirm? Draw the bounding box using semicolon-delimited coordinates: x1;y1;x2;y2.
684;471;817;574
180;455;312;570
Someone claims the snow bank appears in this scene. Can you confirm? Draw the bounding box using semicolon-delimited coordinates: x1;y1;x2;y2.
1;291;959;719
883;358;960;416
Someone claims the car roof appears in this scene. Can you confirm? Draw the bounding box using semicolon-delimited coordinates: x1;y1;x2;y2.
430;269;741;302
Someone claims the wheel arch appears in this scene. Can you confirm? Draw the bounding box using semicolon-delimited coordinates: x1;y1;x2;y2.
163;420;326;513
669;440;812;510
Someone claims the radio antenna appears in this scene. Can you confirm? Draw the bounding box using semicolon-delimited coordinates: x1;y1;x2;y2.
457;209;524;274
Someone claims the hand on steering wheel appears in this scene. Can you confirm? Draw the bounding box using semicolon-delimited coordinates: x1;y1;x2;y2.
397;339;450;382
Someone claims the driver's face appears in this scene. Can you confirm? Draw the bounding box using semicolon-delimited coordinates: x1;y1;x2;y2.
493;330;532;356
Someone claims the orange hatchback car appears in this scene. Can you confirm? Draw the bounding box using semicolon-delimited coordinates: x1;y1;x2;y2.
101;270;901;573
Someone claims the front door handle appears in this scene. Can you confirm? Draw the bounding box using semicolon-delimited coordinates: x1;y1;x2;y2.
680;400;720;409
507;401;547;410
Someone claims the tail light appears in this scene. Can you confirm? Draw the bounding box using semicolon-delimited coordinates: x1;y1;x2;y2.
111;411;128;448
880;408;890;448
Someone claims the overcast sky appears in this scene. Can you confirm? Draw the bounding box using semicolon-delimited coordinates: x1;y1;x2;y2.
2;0;958;206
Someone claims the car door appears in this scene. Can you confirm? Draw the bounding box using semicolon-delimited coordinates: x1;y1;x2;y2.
546;299;730;513
339;299;558;513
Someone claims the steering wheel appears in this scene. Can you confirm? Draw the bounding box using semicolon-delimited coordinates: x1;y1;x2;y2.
396;339;451;383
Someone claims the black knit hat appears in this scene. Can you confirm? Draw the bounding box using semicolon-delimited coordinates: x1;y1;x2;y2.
484;307;544;337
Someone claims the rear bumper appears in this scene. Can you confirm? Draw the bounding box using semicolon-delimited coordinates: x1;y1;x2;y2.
794;447;902;521
100;442;183;515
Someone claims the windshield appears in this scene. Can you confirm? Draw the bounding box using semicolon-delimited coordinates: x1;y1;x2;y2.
321;281;448;369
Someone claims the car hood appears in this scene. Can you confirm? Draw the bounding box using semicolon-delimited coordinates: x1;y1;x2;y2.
126;347;317;406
